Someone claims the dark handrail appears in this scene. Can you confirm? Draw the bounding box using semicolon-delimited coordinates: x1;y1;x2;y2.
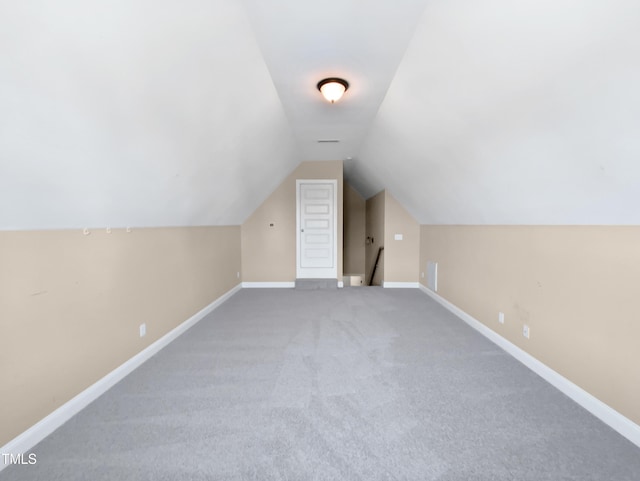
369;246;384;286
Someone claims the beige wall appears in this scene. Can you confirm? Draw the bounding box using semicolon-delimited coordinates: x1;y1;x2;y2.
384;192;420;283
365;191;385;286
241;160;344;282
343;182;366;275
420;225;640;425
364;190;420;285
0;226;241;447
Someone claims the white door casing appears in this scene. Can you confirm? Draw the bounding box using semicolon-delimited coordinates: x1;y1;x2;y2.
296;180;337;279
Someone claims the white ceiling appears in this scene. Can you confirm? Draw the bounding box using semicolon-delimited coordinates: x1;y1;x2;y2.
352;0;640;224
1;0;639;229
0;0;299;229
243;0;428;161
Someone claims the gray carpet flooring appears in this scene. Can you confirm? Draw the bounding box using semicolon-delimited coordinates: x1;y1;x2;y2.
2;288;639;480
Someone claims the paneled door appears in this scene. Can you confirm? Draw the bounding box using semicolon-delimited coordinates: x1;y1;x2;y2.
296;180;337;279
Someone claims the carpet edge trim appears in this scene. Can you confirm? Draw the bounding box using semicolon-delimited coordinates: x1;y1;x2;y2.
0;283;243;468
241;282;295;288
418;284;640;449
383;282;420;288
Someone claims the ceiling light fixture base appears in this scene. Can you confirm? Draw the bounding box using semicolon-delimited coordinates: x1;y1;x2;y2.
317;77;349;103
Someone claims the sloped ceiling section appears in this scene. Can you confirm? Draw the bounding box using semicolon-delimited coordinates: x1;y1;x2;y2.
0;0;299;230
242;0;428;162
351;0;640;224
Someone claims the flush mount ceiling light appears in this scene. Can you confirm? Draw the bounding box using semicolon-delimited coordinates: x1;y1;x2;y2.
317;77;349;103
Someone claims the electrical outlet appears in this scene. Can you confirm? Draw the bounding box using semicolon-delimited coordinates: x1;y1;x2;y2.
237;271;240;278
523;324;530;339
139;323;146;338
498;312;505;324
421;272;425;278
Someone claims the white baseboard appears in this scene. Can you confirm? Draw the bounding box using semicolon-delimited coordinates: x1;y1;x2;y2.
418;284;640;449
241;282;295;288
383;282;420;288
0;283;242;469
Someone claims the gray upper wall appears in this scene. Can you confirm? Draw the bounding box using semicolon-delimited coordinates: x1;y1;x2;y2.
0;0;300;230
350;0;640;225
2;0;639;229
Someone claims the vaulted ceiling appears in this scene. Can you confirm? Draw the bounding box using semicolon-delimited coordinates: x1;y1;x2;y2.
1;0;639;230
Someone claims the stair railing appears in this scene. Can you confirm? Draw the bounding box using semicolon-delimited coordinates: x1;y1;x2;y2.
368;246;384;286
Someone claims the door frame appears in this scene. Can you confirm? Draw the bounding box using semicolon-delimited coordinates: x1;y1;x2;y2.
296;179;338;279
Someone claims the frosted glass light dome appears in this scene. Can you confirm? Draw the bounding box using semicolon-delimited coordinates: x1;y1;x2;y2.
317;78;349;103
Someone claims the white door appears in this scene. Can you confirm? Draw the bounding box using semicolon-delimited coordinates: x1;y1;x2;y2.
296;180;337;279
